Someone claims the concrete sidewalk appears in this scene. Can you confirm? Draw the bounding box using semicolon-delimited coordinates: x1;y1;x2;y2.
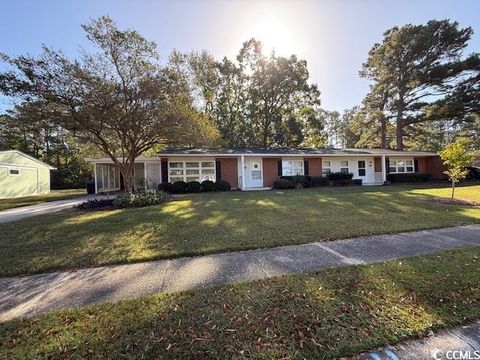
355;321;480;359
0;194;114;223
0;224;479;322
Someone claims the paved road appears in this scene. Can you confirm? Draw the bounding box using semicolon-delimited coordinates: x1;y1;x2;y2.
0;224;479;321
0;194;112;223
355;321;480;359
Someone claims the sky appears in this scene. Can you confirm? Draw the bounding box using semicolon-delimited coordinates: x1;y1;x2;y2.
0;0;479;112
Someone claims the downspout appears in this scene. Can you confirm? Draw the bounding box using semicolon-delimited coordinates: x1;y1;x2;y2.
241;155;246;190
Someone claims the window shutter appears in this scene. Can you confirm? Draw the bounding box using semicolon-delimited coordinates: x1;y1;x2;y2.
304;160;309;175
385;157;390;174
414;159;419;173
215;160;221;181
161;160;168;183
277;160;282;176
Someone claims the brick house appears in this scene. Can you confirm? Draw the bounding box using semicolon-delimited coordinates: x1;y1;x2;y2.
87;148;446;192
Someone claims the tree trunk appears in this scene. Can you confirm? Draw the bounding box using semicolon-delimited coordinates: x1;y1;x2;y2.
380;116;387;149
451;180;455;199
118;163;134;193
396;110;404;150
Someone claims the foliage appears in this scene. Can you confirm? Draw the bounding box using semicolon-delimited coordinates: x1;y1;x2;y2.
201;180;216;192
0;16;218;192
158;182;173;193
215;180;231;191
387;173;432;183
327;172;354;181
273;178;295;189
186;181;202;193
113;190;166;208
281;175;311;188
310;176;329;187
323;108;359;148
439;138;477;198
171;181;187;194
360;20;480;150
186;39;325;148
76;198;114;210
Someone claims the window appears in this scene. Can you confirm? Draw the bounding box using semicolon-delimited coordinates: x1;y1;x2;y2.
168;160;216;182
340;160;349;174
322;160;331;176
8;168;20;176
282;160;304;176
389;159;414;173
358;160;366;177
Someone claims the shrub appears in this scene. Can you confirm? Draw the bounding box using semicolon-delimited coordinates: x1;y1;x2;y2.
352;179;363;186
280;175;311;188
201;180;216;192
311;176;329;187
387;173;432;183
215;180;231;191
186;181;202;193
76;198;114;210
331;179;353;186
466;167;480;181
158;182;173;193
327;172;354;181
172;181;187;194
113;189;166;208
273;178;295;189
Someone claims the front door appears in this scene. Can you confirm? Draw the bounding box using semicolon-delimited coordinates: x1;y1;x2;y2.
245;159;263;188
357;160;367;183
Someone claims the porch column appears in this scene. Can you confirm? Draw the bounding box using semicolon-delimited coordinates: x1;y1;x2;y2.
241;155;246;190
144;163;147;190
94;163;98;194
381;155;387;184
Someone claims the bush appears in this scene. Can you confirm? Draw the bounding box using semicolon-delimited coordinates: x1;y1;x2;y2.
330;179;354;186
76;198;114;210
327;172;354;181
113;189;166;208
311;176;329;187
186;181;202;193
280;175;311;188
466;167;480;181
387;173;432;183
352;179;363;186
273;178;295;189
172;181;187;194
201;180;216;192
158;182;173;193
215;180;231;191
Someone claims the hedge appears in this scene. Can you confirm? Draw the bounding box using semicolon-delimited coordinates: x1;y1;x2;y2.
311;176;329;187
327;172;354;181
186;181;202;193
172;181;187;194
273;178;295;189
201;180;216;192
215;180;231;191
280;176;311;188
387;173;432;183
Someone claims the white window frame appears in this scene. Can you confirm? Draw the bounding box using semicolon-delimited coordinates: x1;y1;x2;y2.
389;159;415;174
168;160;216;183
322;160;331;176
282;159;304;176
8;168;21;176
340;160;349;174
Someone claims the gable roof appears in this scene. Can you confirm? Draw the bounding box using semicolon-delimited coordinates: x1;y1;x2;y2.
0;150;56;169
157;147;438;157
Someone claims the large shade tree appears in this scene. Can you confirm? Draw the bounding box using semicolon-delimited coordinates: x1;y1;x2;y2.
360;20;480;150
0;16;218;191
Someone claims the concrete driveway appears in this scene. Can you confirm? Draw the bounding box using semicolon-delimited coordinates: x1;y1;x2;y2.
0;194;114;223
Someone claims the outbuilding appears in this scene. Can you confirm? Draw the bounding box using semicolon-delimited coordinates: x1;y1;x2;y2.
0;150;55;198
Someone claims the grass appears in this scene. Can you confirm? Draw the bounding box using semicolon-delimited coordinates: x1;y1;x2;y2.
1;246;479;359
0;183;480;277
0;189;86;211
410;182;480;202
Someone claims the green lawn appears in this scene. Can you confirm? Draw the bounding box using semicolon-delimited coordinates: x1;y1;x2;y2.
1;247;479;359
410;182;480;202
1;184;479;276
0;189;86;211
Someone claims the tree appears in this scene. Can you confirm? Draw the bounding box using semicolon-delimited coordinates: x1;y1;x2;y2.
186;39;323;148
0;16;215;191
439;138;477;198
361;20;480;150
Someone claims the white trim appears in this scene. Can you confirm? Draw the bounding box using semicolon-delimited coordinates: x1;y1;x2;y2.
388;158;415;174
381;155;387;183
94;163;98;194
0;150;56;169
241;155;245;190
167;159;216;183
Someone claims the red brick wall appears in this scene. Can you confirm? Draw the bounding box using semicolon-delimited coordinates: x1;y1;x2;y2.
263;158;281;187
307;157;322;176
415;157;427;173
424;155;447;180
374;157;382;172
216;158;238;189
